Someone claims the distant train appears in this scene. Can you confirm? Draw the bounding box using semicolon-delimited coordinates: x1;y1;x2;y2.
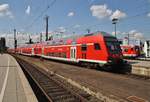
9;31;126;69
121;45;141;58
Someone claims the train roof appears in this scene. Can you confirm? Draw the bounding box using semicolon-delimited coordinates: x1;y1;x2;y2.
83;31;114;37
18;31;115;48
44;31;115;46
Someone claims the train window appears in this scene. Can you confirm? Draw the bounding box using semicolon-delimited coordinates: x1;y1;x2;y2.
94;43;101;50
81;44;87;51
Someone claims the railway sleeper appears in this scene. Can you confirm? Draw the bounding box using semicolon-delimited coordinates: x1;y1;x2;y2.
39;80;57;85
53;97;77;102
46;88;66;93
52;94;75;101
52;96;77;102
41;83;59;88
43;86;61;90
48;91;70;96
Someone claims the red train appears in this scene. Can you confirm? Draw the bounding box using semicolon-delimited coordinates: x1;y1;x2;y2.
121;45;141;58
9;31;126;69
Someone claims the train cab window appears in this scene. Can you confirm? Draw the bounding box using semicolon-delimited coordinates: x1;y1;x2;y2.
94;43;101;50
81;44;87;51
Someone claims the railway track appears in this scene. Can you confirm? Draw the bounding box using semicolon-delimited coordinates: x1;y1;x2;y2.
13;55;150;101
16;54;150;81
15;56;88;102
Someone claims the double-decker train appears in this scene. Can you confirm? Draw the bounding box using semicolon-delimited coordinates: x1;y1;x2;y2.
9;31;126;69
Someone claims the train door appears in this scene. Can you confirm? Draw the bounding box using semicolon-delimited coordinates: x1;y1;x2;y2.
31;48;34;55
70;47;76;60
42;47;44;56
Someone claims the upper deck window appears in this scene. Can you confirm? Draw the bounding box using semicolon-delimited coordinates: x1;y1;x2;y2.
94;43;101;50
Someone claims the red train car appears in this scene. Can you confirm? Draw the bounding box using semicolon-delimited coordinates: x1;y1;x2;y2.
21;44;35;56
121;45;141;58
41;31;124;67
10;31;125;69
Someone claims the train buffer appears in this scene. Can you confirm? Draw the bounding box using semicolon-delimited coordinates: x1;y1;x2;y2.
0;54;37;102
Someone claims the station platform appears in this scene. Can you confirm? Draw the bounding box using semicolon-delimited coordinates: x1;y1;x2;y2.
128;59;150;68
127;59;150;77
0;54;37;102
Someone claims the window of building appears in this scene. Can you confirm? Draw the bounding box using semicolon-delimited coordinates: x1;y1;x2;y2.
94;43;101;50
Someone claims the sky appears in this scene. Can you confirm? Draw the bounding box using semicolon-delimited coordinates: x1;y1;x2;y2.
0;0;150;47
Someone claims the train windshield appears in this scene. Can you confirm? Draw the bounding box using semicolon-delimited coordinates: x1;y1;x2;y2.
104;37;121;54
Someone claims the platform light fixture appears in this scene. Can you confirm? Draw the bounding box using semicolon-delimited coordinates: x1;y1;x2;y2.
112;18;118;37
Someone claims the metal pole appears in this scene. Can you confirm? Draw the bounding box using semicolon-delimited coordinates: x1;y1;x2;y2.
112;18;118;38
87;29;90;33
128;33;129;45
45;16;49;41
115;23;116;37
14;29;17;52
40;33;42;42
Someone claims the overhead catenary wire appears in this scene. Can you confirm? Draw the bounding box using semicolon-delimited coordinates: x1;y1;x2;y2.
24;0;57;31
22;0;150;38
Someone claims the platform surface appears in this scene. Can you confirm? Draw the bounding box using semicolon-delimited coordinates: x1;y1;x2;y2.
127;59;150;68
0;54;37;102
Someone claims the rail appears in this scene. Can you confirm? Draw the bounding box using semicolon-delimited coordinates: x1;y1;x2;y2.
15;56;88;102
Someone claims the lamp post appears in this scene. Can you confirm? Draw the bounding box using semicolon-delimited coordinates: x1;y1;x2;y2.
112;18;118;37
86;29;90;33
127;33;129;45
14;29;17;52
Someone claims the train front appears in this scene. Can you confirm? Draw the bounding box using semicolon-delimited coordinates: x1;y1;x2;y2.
104;36;126;65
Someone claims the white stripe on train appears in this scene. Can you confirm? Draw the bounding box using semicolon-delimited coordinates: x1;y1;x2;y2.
21;53;107;64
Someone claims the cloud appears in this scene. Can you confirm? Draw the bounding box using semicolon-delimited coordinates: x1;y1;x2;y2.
111;30;144;40
110;10;126;20
128;30;143;39
57;27;66;32
0;4;13;18
88;0;96;4
112;31;121;36
67;12;75;17
129;29;137;35
25;5;31;15
90;4;112;19
147;13;150;17
74;24;80;28
134;32;143;39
